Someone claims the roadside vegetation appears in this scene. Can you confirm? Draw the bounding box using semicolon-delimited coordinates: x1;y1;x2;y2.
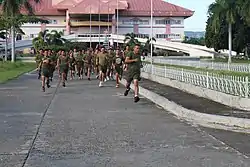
0;62;36;83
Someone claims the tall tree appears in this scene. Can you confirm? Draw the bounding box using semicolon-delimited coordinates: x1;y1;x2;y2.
0;0;41;62
208;0;237;63
124;33;140;50
143;37;156;55
237;0;250;25
32;30;50;51
48;30;66;45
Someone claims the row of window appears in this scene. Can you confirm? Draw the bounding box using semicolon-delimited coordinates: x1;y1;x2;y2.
134;34;149;38
122;19;182;25
123;33;181;39
156;34;181;38
155;19;182;25
122;20;149;25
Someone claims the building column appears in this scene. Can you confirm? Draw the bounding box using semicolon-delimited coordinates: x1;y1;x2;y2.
133;24;139;34
65;10;71;35
111;15;116;34
41;23;46;32
41;17;46;32
166;24;171;41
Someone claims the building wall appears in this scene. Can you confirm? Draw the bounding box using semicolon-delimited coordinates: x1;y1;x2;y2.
20;14;186;42
118;16;185;41
72;27;108;34
21;16;66;39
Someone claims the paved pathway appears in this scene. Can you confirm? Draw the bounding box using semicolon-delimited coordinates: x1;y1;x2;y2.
0;72;250;167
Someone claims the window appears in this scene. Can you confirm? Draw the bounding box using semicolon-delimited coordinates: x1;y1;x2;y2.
171;20;181;25
156;34;181;39
135;34;149;38
48;20;58;24
156;19;182;25
122;19;149;25
30;34;34;38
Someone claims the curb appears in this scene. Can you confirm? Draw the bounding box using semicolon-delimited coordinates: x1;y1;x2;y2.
120;79;250;133
141;72;250;111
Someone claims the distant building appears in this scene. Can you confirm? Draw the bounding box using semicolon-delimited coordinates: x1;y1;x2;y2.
184;31;205;39
20;0;194;42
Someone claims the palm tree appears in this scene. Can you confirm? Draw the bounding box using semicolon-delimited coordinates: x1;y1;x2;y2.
208;0;237;63
143;36;156;55
237;0;250;25
48;30;67;45
1;0;41;62
32;30;50;51
124;33;140;49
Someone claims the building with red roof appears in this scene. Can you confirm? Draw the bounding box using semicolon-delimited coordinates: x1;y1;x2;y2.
21;0;194;41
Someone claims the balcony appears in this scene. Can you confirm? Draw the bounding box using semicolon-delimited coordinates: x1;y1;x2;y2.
70;21;112;27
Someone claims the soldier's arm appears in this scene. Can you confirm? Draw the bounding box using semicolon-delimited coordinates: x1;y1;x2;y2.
125;53;137;64
96;55;99;65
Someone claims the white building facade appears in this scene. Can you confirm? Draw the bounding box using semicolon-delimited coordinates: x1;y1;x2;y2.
20;0;193;42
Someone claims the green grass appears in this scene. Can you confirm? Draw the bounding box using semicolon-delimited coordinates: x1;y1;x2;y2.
144;61;249;77
206;57;250;64
0;62;36;83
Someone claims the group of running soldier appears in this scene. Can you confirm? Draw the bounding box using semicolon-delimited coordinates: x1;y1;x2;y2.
35;44;143;103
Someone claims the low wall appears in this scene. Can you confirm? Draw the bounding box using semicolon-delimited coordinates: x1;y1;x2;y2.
141;72;250;111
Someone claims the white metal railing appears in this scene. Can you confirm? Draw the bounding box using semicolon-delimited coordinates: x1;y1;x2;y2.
145;57;250;73
142;64;249;98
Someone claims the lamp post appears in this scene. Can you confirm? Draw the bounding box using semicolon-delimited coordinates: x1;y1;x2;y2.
98;0;101;45
150;0;153;74
89;5;92;48
116;0;119;48
107;1;110;48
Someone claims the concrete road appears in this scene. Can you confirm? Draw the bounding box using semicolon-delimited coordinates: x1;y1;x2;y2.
0;72;250;167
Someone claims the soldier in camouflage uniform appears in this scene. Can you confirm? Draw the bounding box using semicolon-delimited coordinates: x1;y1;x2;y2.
57;50;69;87
35;49;43;79
69;52;76;80
113;49;125;88
48;49;56;82
123;44;142;103
106;48;115;81
75;50;84;79
39;50;52;92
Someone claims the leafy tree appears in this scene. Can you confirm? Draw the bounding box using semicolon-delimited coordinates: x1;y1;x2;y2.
48;30;67;45
32;30;50;50
143;37;156;55
205;0;250;58
208;0;238;63
32;30;68;51
123;33;141;50
182;37;205;46
0;0;42;62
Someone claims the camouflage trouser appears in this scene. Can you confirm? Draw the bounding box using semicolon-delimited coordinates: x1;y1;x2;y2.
126;70;141;83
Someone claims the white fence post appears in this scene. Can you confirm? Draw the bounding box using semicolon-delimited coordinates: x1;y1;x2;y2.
206;72;209;88
245;76;249;98
181;68;184;82
164;65;167;77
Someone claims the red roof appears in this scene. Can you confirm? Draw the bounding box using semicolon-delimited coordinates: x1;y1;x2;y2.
24;0;193;17
120;0;194;17
53;0;78;10
68;0;128;14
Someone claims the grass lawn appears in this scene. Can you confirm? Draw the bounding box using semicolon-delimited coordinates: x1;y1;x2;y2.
207;57;250;64
143;61;249;77
0;61;36;83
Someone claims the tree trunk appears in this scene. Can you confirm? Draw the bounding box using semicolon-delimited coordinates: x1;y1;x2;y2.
5;30;8;61
228;23;232;63
11;26;15;62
